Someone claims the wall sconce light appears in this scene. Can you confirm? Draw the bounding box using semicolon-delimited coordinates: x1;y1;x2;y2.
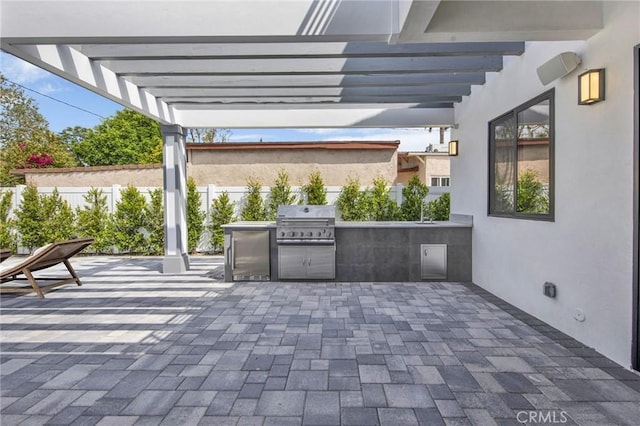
448;140;458;156
578;69;605;105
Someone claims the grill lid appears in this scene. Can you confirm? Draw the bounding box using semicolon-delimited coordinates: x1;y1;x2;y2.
277;205;335;220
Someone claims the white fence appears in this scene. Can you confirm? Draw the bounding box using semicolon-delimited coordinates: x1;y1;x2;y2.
1;184;449;253
4;184;449;218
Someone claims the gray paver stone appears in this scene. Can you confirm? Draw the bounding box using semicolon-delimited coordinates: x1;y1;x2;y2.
255;391;306;416
303;391;340;425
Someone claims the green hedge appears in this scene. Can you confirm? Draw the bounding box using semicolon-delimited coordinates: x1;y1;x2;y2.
5;173;445;255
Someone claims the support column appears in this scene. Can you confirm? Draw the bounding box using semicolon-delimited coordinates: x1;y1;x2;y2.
161;124;189;273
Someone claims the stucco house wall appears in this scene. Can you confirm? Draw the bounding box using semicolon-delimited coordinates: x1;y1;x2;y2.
13;142;400;188
451;1;639;368
17;164;163;187
187;142;398;186
397;153;450;186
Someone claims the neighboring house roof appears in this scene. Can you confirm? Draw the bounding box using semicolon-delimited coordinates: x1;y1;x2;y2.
11;142;401;176
186;141;400;151
10;163;162;176
398;151;449;158
398;166;420;173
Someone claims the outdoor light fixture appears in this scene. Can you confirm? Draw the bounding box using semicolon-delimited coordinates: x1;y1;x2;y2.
448;140;458;156
578;69;605;105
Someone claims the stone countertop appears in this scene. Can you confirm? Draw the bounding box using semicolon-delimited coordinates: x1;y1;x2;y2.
335;220;471;228
222;221;275;228
223;220;471;229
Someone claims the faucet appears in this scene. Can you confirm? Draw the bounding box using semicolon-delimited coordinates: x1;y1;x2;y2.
420;198;433;224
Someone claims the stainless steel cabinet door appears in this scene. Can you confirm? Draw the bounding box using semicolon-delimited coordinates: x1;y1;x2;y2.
420;244;447;280
278;245;335;279
232;231;270;278
306;246;336;279
278;246;308;279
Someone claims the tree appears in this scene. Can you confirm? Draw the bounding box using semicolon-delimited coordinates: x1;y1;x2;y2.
14;186;75;252
146;188;164;255
58;125;93;164
241;178;267;221
76;188;112;253
208;191;236;253
0;73;49;148
301;171;327;205
14;185;45;252
367;177;401;221
1;73;77;185
336;177;369;221
185;128;232;143
517;169;549;213
426;192;450;221
41;188;75;243
267;170;297;220
70;109;163;166
0;189;16;252
187;177;205;254
111;185;148;254
401;174;429;221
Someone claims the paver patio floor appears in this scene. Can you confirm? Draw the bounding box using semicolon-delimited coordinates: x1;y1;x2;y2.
1;257;639;425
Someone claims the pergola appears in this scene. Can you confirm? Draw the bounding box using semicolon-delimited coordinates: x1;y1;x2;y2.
1;0;604;272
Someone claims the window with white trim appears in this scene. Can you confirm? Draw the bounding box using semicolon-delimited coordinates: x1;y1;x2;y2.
430;176;450;187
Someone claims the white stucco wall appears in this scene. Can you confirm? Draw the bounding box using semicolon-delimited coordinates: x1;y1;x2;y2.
451;1;639;368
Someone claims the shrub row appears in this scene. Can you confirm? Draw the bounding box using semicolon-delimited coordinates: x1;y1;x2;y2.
0;171;449;255
0;180;210;255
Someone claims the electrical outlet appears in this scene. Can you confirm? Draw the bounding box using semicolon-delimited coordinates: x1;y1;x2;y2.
543;282;557;298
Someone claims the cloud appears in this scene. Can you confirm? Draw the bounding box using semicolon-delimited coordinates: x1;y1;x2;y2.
0;52;66;95
228;127;451;152
297;128;344;135
37;82;65;95
230;133;272;142
321;128;450;152
1;52;49;85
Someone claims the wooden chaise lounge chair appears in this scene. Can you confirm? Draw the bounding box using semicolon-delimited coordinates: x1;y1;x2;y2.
0;238;94;298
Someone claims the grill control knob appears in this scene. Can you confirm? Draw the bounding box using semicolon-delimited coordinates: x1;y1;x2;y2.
316;231;321;237
280;231;285;237
289;231;295;237
307;232;313;237
327;231;332;237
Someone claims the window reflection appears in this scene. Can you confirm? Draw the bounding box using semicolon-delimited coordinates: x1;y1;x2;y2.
489;91;553;220
516;100;550;214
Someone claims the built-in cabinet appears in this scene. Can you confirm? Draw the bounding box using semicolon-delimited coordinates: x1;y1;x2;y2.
278;245;336;279
420;244;447;280
229;230;270;280
223;221;471;282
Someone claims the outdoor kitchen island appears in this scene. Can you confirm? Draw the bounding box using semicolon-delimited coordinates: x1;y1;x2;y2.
223;214;472;282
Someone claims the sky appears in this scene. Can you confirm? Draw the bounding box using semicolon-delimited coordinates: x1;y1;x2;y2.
1;52;451;152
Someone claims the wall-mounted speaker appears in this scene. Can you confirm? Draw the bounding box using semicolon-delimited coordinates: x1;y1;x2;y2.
536;52;581;85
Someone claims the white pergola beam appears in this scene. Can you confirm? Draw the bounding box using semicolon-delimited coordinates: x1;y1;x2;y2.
102;56;503;75
152;85;471;98
77;41;523;59
128;73;487;88
400;0;603;42
5;44;175;124
173;107;455;128
0;0;403;41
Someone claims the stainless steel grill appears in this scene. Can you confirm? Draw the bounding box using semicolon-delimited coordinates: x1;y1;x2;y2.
276;205;335;245
276;205;336;279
